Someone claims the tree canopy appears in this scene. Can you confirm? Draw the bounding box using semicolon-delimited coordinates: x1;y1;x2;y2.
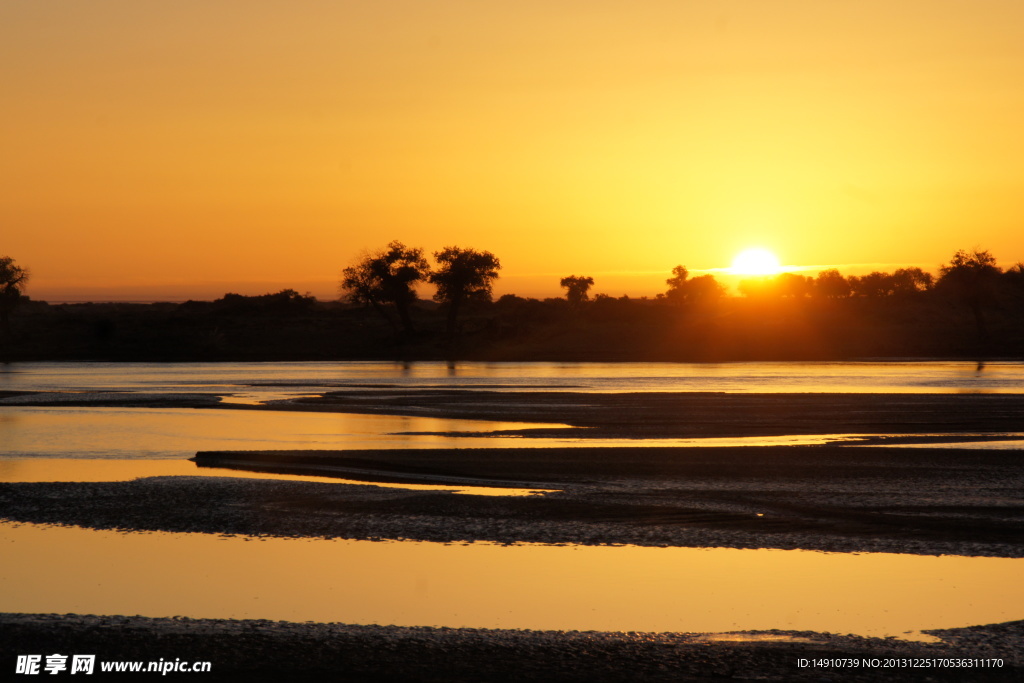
937;248;1002;341
938;249;1001;288
560;275;594;305
814;269;851;299
0;256;29;295
429;246;500;334
665;265;724;304
341;241;430;336
0;256;30;328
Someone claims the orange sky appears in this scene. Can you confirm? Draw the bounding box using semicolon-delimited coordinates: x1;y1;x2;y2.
3;1;1023;301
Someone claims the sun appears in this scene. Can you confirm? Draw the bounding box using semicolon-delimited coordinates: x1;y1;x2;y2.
730;248;782;276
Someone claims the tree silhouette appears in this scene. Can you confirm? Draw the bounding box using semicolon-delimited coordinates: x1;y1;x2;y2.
839;268;932;298
429;247;501;335
0;256;30;333
850;271;895;298
737;276;775;299
892;267;933;294
684;274;726;303
560;275;594;306
813;269;851;299
776;272;813;298
341;241;429;336
938;248;1001;341
665;265;689;301
1004;263;1024;290
665;266;724;304
939;248;1000;284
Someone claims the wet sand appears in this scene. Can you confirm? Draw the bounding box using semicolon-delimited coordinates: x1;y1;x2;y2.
265;389;1024;439
3;613;1021;682
3;445;1020;557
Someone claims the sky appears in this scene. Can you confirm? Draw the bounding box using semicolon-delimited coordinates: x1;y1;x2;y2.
3;1;1024;301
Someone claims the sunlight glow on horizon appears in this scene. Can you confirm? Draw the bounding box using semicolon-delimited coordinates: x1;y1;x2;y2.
729;249;783;276
3;1;1024;300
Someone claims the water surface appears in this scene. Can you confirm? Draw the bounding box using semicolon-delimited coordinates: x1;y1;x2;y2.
0;407;565;459
0;459;552;496
1;522;1019;641
2;360;1020;397
0;406;877;462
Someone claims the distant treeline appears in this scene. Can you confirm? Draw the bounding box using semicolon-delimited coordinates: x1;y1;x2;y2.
0;248;1022;361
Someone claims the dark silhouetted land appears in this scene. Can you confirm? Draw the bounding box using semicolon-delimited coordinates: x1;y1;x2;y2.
2;286;1023;361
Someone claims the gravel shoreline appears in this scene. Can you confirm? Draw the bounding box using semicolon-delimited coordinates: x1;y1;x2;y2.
3;613;1022;682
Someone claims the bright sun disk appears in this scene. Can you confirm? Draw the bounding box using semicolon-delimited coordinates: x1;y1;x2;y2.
731;248;782;275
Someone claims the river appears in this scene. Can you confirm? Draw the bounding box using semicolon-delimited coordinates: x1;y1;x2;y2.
1;360;1021;640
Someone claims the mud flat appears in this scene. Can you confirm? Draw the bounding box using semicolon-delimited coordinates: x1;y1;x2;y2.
263;389;1024;439
2;613;1021;682
0;390;222;407
0;444;1020;557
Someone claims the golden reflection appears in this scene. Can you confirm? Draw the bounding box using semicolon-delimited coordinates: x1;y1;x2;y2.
0;405;885;458
0;459;552;497
3;360;1023;396
0;407;569;458
1;522;1020;641
698;633;819;643
881;439;1024;450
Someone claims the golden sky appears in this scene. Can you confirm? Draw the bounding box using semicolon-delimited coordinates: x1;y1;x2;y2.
3;1;1023;301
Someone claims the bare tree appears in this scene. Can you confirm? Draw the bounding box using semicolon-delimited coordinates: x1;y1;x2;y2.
429;247;501;335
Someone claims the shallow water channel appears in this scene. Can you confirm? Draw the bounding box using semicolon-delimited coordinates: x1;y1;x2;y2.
0;459;552;496
0;407;564;459
2;521;1020;642
0;406;886;462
